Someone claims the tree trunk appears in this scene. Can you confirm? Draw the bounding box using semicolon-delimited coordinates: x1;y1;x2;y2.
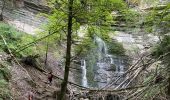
0;0;5;21
58;0;73;100
0;14;3;21
168;76;170;98
44;31;50;67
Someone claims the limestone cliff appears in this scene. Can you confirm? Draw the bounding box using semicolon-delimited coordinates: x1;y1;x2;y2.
0;0;49;34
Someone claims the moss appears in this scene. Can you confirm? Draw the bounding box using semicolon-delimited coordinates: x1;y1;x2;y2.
0;62;11;99
0;79;11;99
152;36;170;57
0;22;37;57
107;40;125;55
110;64;116;71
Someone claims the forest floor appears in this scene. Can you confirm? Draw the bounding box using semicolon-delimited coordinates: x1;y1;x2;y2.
10;59;62;100
2;51;74;100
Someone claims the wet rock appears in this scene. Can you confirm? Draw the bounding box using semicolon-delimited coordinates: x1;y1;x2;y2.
24;1;50;13
106;64;116;71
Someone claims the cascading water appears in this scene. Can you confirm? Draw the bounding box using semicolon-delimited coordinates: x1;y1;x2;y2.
94;36;108;60
78;35;127;88
93;36;126;88
120;60;124;73
81;60;88;87
107;54;114;64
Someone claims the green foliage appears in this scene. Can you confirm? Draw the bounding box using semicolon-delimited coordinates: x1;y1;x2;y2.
143;3;170;34
107;40;125;55
0;79;10;99
75;28;125;57
0;22;37;57
147;36;170;99
40;0;128;43
0;62;11;99
141;3;170;99
0;63;11;81
118;9;140;28
36;0;128;68
87;26;125;55
44;0;128;90
74;38;96;57
152;36;170;57
87;25;111;41
143;84;166;100
141;64;168;99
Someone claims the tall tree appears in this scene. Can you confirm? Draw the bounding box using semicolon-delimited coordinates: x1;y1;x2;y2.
43;0;127;99
58;0;73;99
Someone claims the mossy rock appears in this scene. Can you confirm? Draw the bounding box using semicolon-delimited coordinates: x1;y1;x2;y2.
108;64;116;71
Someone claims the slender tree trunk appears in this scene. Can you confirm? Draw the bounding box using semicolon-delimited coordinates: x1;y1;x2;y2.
58;0;73;100
0;0;5;21
44;31;50;67
168;76;170;97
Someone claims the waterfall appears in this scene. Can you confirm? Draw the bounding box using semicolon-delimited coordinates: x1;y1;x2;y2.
94;36;108;60
93;36;125;87
81;60;88;87
119;64;124;72
94;36;115;65
119;59;124;73
78;36;126;88
107;54;113;64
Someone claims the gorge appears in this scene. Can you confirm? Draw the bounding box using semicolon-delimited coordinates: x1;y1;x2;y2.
0;0;169;100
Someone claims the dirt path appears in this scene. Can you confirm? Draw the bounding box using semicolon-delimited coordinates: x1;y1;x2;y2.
10;62;62;100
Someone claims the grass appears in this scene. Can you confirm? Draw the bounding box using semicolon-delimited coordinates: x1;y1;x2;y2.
0;22;37;57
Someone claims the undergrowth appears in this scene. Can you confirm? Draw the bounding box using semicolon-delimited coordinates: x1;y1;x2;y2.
0;62;11;99
0;22;37;57
0;22;38;99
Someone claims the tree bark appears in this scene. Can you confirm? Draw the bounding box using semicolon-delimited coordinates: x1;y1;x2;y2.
44;31;50;67
168;76;170;98
58;0;73;100
0;0;5;21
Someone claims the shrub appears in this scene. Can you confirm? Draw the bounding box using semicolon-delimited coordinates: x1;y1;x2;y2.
0;62;11;99
0;22;36;57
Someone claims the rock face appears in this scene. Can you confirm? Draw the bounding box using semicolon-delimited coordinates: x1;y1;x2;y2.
94;55;128;88
23;0;50;13
74;36;129;88
2;0;48;9
24;0;48;5
113;31;159;56
0;0;49;34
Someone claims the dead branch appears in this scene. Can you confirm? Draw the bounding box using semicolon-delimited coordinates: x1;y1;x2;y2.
0;35;34;82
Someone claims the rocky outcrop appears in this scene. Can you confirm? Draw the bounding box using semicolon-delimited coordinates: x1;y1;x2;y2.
0;0;49;34
23;1;50;13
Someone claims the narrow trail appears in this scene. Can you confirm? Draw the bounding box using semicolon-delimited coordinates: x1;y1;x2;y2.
24;65;62;100
10;62;62;100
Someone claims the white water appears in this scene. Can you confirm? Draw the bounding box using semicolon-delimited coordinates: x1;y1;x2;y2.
81;60;88;87
107;54;114;64
94;36;125;87
79;36;126;88
94;36;108;60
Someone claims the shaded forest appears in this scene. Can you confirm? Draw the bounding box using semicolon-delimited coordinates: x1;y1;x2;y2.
0;0;170;100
